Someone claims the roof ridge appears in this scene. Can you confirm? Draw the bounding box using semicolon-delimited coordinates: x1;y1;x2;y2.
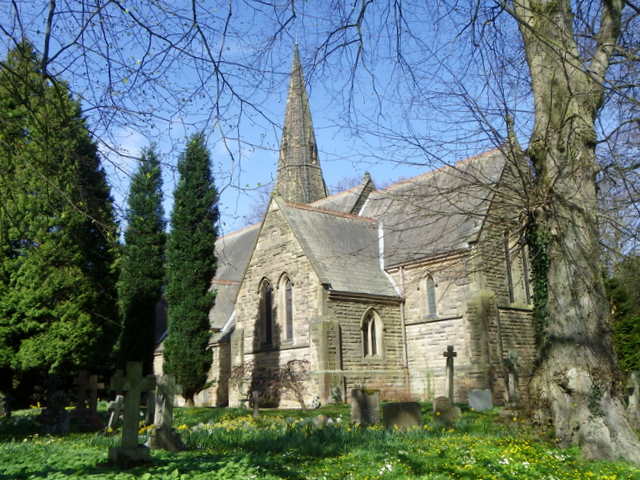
284;200;377;222
310;182;364;203
217;221;260;241
374;148;501;194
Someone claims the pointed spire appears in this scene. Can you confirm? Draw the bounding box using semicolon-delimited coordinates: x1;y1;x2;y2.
275;45;328;204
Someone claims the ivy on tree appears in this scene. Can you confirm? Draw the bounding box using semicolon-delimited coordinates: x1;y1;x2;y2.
117;145;165;375
0;41;119;387
164;132;218;405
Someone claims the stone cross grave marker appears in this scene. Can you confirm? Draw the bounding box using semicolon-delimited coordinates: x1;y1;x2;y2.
144;391;155;426
106;394;124;432
443;345;457;403
108;362;155;466
504;351;519;407
148;374;185;452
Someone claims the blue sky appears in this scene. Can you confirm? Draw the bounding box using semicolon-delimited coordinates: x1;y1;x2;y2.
1;1;525;235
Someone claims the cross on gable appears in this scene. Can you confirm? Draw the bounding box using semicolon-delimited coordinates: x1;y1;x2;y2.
443;345;457;359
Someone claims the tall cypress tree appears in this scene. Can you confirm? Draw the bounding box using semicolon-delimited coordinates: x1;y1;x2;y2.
164;133;218;405
0;41;119;386
117;145;165;375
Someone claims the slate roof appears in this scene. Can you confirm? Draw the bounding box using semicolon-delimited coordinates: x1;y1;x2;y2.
360;149;505;267
310;174;373;215
208;149;504;330
207;179;374;330
279;200;399;297
209;224;259;329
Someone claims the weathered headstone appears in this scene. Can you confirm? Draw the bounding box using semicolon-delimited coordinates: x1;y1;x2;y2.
350;389;380;426
252;390;260;418
383;402;422;430
106;394;124;432
433;396;461;427
144;392;155;426
503;351;520;407
626;371;640;429
443;345;457;403
108;362;155;467
148;374;186;452
468;389;493;412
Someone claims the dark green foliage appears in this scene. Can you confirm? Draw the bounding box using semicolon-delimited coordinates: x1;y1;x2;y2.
164;133;218;403
606;255;640;373
117;146;165;374
0;41;118;380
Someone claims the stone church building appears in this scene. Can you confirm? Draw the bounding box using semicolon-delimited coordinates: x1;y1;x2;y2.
155;48;536;408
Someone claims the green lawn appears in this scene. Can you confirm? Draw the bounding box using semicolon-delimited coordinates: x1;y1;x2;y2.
1;404;638;479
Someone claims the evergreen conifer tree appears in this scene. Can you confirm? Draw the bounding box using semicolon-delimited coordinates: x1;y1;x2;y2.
117;145;165;375
164;133;218;405
0;41;119;386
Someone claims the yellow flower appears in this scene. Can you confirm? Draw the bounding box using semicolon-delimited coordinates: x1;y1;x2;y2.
177;424;189;431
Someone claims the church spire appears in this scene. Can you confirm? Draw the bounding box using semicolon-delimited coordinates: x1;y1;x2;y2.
275;45;328;204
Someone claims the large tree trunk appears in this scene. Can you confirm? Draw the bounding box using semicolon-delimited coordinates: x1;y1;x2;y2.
514;0;640;463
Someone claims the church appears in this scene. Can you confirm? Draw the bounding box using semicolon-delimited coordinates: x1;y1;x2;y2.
154;47;536;409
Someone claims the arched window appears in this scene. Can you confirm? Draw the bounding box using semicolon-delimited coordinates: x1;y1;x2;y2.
279;275;294;341
521;241;531;304
259;280;273;346
504;231;514;303
426;274;437;317
362;310;383;357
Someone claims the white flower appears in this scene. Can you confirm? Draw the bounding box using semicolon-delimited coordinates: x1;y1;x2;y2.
499;457;510;465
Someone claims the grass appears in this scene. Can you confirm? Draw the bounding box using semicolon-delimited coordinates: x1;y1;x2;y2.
0;404;639;479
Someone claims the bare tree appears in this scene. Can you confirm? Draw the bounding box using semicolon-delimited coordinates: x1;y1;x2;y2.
3;0;640;462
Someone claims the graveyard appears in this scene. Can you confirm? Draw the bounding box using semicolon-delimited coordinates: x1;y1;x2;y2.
1;391;639;479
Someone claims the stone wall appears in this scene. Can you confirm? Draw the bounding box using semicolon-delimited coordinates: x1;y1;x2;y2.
230;201;323;407
388;255;479;401
325;296;408;400
488;307;536;404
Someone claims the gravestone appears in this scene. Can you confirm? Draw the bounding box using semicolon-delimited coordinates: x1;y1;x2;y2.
72;371;102;431
383;402;422;430
106;394;124;432
626;371;640;429
350;389;380;426
503;351;520;407
468;389;493;412
443;345;457;403
145;392;155;426
148;374;186;452
108;362;155;467
433;396;460;427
